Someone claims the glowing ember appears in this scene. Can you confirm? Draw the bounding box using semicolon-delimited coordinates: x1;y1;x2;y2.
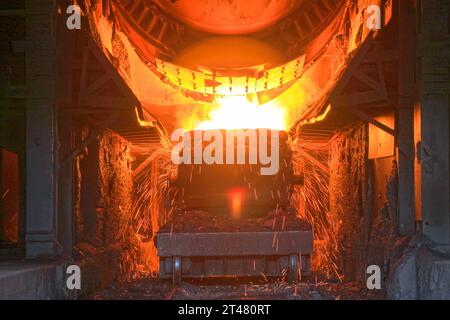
227;187;247;219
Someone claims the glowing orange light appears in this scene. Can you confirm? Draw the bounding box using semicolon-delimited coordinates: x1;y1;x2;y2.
227;187;246;220
190;96;286;131
298;104;331;126
180;76;325;132
134;107;155;127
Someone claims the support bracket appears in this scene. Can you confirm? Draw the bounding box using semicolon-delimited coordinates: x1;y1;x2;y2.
349;108;396;137
59;112;122;167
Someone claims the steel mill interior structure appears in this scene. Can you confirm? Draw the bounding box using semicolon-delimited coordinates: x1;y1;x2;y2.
0;0;449;300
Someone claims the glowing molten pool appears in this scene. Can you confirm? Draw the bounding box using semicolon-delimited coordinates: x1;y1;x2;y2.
184;96;287;131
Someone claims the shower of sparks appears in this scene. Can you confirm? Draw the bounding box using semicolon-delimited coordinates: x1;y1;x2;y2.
290;141;342;280
122;129;340;281
121;144;178;280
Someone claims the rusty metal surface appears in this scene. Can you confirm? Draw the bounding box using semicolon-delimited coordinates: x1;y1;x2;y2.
368;112;395;159
156;230;313;257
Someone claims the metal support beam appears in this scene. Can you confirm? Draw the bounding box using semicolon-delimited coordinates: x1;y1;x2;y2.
420;96;450;244
418;0;450;244
56;0;77;258
25;0;58;258
396;0;416;236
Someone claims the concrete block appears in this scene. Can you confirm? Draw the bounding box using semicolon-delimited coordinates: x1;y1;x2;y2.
0;264;57;299
387;244;450;300
417;249;450;299
386;248;418;299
